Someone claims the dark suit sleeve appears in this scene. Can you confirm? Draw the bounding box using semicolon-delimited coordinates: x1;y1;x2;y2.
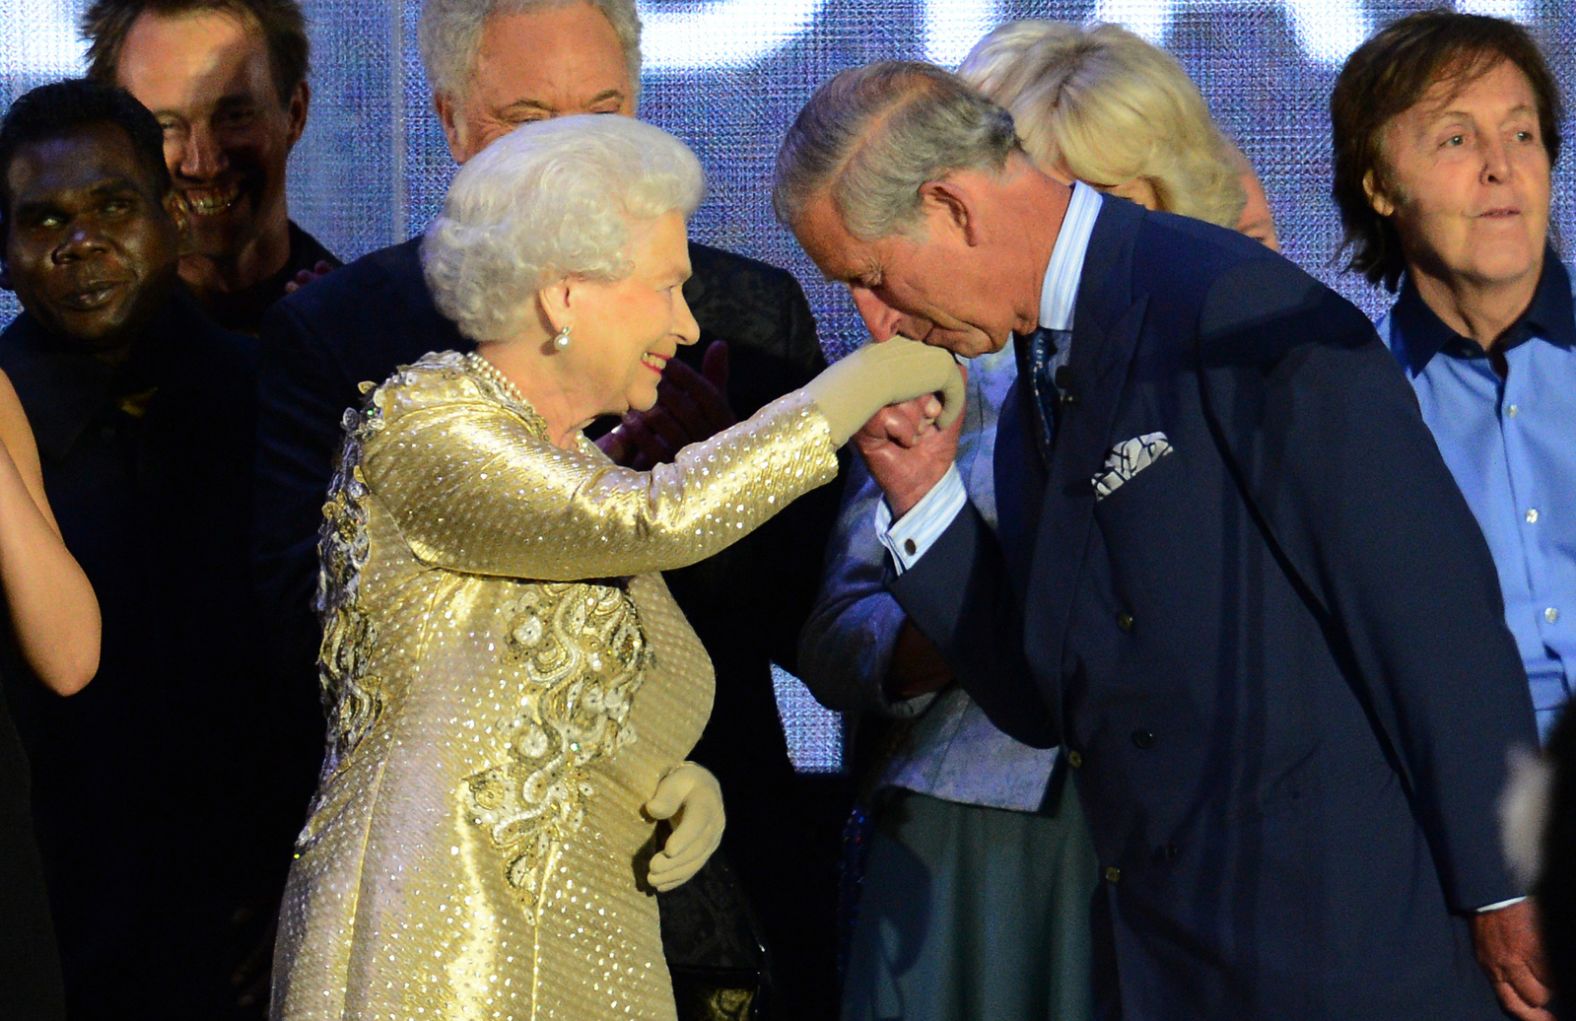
672;256;841;675
1202;260;1539;912
891;500;1058;748
254;295;354;793
797;457;935;718
745;270;838;673
255;297;351;634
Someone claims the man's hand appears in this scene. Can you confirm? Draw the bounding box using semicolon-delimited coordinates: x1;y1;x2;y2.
283;260;335;295
599;340;734;469
1471;900;1553;1020
643;761;725;892
853;364;966;518
884;619;955;702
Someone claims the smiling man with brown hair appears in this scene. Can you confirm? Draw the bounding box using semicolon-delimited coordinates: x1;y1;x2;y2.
81;0;339;333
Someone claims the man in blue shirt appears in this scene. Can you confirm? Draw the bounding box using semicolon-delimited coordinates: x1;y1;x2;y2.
1334;11;1574;746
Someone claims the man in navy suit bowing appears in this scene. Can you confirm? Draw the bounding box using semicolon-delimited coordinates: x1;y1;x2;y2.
776;61;1547;1020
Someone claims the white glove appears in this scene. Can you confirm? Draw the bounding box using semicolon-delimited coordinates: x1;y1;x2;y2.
802;335;965;445
644;761;725;892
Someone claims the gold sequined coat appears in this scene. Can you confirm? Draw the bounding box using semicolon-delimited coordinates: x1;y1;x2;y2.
271;351;838;1020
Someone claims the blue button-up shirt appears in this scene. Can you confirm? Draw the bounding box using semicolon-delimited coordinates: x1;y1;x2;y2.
1377;253;1576;742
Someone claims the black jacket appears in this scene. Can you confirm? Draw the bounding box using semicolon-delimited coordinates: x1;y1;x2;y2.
0;290;293;1018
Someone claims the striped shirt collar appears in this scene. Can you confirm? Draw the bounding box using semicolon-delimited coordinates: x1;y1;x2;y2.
1037;181;1104;332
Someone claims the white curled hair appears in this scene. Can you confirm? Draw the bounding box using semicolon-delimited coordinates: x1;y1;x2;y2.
422;114;703;343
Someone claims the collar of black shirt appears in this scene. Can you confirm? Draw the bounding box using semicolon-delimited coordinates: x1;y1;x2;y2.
0;287;249;461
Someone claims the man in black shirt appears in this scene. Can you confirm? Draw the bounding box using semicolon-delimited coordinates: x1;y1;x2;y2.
81;0;340;333
0;79;291;1019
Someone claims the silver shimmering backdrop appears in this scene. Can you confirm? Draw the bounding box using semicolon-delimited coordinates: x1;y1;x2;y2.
4;0;1574;769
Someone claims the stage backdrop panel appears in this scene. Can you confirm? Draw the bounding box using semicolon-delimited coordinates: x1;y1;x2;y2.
3;0;1572;771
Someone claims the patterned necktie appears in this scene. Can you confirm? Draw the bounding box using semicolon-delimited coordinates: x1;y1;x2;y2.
1022;326;1073;459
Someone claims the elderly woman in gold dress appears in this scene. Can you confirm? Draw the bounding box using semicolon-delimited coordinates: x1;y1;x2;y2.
269;115;961;1021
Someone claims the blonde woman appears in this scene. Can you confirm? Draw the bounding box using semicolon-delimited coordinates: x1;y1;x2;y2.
959;20;1249;231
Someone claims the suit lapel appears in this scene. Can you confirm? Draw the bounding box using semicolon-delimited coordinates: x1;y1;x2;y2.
1022;199;1149;694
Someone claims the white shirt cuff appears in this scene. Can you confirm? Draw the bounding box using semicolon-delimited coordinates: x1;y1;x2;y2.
875;464;966;575
1476;896;1528;912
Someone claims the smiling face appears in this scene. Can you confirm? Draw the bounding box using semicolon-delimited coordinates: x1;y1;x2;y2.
114;8;305;265
2;122;181;347
559;210;698;418
437;2;635;164
1370;58;1551;296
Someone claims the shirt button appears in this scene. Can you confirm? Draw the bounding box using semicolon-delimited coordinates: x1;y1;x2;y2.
1507;404;1520;418
1066;749;1084;768
1526;508;1540;524
1546;607;1561;624
1116;611;1135;633
903;538;917;556
1104;866;1122;884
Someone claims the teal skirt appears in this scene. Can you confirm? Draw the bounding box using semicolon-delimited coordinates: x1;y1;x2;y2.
842;775;1098;1021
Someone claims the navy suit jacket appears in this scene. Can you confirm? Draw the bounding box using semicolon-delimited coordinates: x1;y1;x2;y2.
895;197;1539;1019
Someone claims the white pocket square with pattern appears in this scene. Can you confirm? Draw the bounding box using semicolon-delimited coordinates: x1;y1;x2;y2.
1092;432;1172;500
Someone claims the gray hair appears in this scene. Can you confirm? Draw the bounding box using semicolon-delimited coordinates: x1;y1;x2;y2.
418;0;642;104
423;114;703;342
958;21;1243;229
773;61;1019;240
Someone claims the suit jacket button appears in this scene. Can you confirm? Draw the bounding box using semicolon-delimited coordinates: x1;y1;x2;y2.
1131;729;1155;749
1066;749;1083;768
1103;866;1121;884
1117;611;1135;633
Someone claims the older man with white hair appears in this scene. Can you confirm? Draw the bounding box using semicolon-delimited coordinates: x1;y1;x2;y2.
254;3;845;1015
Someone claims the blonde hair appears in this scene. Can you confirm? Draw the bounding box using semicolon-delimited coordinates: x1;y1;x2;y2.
959;20;1244;229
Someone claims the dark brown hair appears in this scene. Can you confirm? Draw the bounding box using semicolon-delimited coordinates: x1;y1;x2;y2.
81;0;310;108
1330;9;1561;292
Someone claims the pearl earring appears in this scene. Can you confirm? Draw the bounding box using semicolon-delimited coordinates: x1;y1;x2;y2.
553;325;572;350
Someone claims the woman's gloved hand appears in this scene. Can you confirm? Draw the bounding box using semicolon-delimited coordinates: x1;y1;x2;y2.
803;335;965;446
643;761;725;892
